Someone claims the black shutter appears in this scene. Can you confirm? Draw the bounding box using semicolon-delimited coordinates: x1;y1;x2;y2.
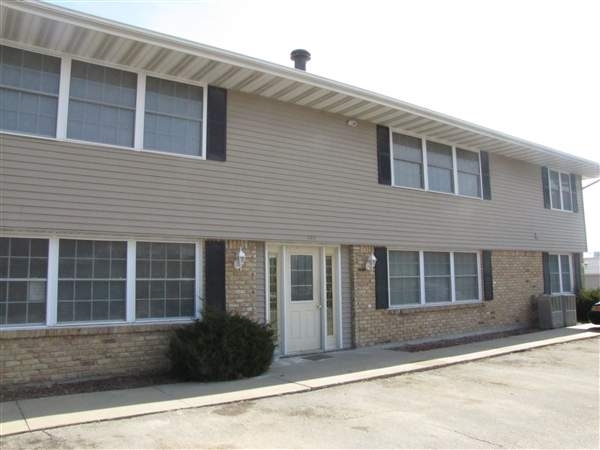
542;252;551;294
374;246;389;309
482;250;493;301
206;86;227;161
205;240;226;312
541;167;551;209
572;253;582;293
570;174;579;213
376;125;391;185
480;151;492;200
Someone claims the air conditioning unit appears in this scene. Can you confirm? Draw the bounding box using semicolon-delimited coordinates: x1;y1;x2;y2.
537;295;564;329
561;294;577;326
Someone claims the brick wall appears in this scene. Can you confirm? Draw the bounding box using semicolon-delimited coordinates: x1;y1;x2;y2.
225;240;260;322
350;246;543;347
0;324;180;390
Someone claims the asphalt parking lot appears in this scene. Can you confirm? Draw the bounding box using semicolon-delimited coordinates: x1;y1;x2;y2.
2;338;598;449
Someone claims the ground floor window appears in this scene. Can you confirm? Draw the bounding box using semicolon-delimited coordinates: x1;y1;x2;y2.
0;237;201;328
388;250;480;307
549;254;572;294
0;238;48;325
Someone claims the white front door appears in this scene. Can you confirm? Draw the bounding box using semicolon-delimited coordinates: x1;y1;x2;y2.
285;248;321;353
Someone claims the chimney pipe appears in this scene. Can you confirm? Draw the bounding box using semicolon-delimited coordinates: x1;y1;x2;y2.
290;49;311;71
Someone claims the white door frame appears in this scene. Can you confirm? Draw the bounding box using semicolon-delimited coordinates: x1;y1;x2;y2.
265;243;342;355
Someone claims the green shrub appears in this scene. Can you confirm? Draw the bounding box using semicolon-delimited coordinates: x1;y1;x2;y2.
576;288;600;322
168;309;275;381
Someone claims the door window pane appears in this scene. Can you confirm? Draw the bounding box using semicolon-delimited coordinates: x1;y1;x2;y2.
392;133;423;188
67;60;136;147
424;252;451;303
389;251;420;306
58;240;126;322
0;45;60;137
426;141;454;193
325;255;334;336
456;149;481;197
290;255;313;301
0;238;48;326
269;255;278;341
136;242;195;319
144;77;203;156
454;252;479;300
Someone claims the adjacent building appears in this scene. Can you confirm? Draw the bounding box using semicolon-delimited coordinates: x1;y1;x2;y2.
1;1;599;388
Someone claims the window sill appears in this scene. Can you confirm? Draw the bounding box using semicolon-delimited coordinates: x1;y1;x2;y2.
390;183;483;201
0;130;207;161
0;319;194;339
387;301;484;315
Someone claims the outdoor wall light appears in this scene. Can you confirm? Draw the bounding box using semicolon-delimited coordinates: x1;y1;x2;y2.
234;248;246;270
365;253;377;272
346;119;358;128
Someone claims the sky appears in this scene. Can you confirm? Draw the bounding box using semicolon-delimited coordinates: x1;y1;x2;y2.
49;0;600;252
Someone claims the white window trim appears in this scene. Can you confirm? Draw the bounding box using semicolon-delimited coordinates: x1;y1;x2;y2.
389;127;483;200
550;253;574;294
0;235;204;330
547;168;574;213
0;39;208;161
387;249;482;309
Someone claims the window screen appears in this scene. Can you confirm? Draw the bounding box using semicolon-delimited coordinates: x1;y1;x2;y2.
389;251;420;306
549;254;561;293
560;255;571;293
549;170;561;209
67;60;136;147
0;238;48;325
392;133;423;189
58;240;127;322
426;141;454;193
456;149;481;197
454;252;479;300
0;45;60;137
424;252;451;303
560;173;572;211
136;242;195;319
144;77;203;156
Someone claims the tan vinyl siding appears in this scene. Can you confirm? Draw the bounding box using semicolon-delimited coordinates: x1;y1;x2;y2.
340;245;353;348
0;90;586;252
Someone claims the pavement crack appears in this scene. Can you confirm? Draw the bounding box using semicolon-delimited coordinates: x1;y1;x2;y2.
448;428;504;448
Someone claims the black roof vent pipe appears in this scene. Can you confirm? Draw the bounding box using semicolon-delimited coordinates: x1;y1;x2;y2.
290;49;311;71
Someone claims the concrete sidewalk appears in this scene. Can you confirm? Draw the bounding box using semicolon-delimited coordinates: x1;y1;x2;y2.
2;325;598;437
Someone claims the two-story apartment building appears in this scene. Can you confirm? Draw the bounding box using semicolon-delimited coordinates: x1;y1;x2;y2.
1;1;599;388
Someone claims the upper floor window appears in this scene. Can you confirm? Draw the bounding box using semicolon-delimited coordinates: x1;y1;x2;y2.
391;131;482;198
144;77;204;156
549;254;572;294
0;45;213;159
67;60;137;147
0;45;60;137
548;169;573;212
426;141;454;193
456;148;481;197
392;133;423;189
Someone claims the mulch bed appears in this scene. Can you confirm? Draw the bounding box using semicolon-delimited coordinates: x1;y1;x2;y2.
1;373;179;402
388;328;536;352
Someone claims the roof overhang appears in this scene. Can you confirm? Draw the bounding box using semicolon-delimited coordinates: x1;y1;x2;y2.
2;1;599;178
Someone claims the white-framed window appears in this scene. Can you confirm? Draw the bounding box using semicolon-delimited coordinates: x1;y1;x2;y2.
548;169;573;212
390;130;482;199
0;43;208;159
0;238;48;325
0;236;202;329
388;249;481;307
549;254;572;294
0;45;61;137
